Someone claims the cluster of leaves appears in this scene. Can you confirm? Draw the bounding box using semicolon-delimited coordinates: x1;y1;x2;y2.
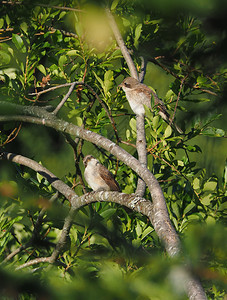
0;0;226;299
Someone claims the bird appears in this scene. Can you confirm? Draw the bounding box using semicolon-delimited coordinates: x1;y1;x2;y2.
83;155;120;192
118;77;183;134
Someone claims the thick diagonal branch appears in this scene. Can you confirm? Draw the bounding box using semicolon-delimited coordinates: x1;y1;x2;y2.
0;102;179;256
1;148;207;299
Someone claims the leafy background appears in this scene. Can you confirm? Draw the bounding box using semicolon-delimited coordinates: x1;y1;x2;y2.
0;0;226;299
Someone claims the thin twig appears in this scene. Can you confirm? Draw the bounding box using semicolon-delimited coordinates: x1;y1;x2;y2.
105;8;138;80
37;3;85;12
53;82;76;114
150;57;218;97
1;123;22;146
170;75;188;125
30;81;120;142
139;56;147;83
47;26;78;39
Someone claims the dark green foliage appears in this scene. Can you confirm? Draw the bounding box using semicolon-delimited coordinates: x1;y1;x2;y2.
0;0;226;299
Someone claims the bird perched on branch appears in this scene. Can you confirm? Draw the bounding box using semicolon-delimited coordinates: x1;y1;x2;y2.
83;155;120;192
118;77;183;134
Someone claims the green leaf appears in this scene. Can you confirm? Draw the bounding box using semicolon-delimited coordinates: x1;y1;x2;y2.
20;22;28;34
58;55;67;69
135;221;142;237
0;51;11;66
203;181;217;192
197;75;207;86
12;34;24;50
126;129;130;139
37;64;46;75
141;226;154;240
152;115;160;129
154;24;159;33
164;125;172;138
201;127;225;137
100;208;117;219
186;145;202;152
75;117;83;127
201;195;212;205
103;70;114;94
134;23;142;48
144;105;153;120
129;118;137;133
217;201;227;212
111;0;119;10
93;71;104;90
5;14;10;26
67;50;78;56
164;150;171;161
193;178;200;190
183;202;195;215
171;202;180;218
58;11;66;20
0;18;4;29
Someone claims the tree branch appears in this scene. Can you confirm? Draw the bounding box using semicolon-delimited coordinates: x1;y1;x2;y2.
0;102;179;256
30;81;120;142
1;148;207;298
135;115;147;196
106;8;138;80
106;9;147;196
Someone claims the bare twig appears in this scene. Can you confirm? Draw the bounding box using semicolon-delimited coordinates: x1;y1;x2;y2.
170;75;188;125
106;8;138;80
150;57;218;97
47;26;78;39
16;257;51;270
29;81;120;142
0;123;22;146
37;3;85;12
52;82;76;115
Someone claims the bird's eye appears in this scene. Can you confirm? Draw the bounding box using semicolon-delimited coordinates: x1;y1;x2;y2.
124;82;130;87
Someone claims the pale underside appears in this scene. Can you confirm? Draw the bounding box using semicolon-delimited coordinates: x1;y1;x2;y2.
84;159;119;191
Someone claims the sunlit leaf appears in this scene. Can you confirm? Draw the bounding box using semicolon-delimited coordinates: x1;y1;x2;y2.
164;125;172;138
37;64;46;75
111;0;119;10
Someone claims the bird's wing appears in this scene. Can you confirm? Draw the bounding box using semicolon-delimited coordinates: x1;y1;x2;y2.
136;85;152;98
99;164;120;191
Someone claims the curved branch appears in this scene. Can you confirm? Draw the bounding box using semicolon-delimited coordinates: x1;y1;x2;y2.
0;151;77;204
30;81;120;142
0;102;179;256
1;149;207;298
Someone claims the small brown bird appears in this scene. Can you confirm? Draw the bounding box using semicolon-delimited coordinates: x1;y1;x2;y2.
83;155;120;192
119;77;183;133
